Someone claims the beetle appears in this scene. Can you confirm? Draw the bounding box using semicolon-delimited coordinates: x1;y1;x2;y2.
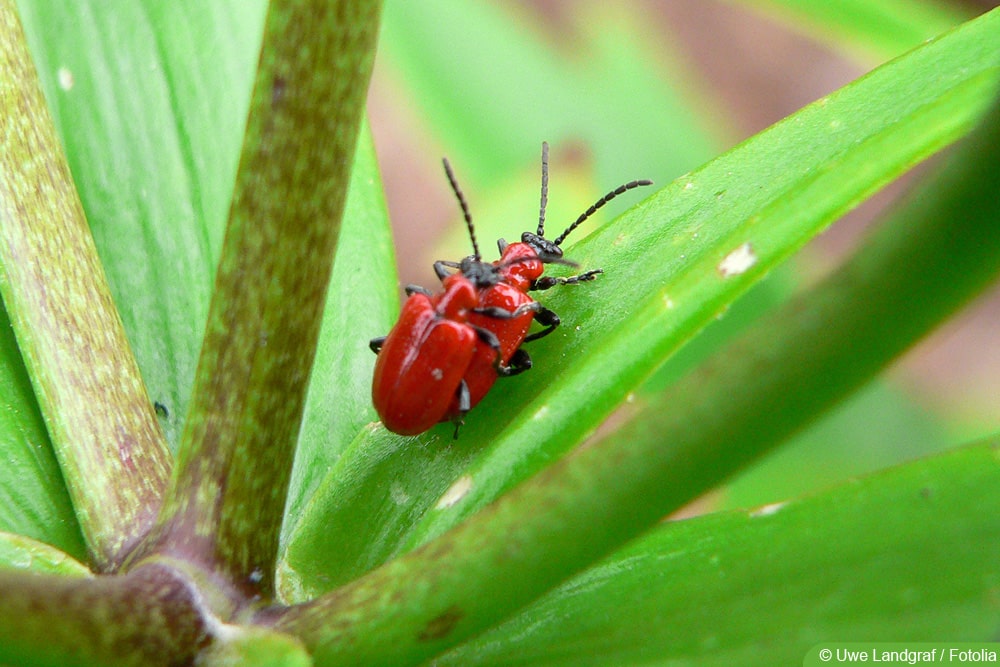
370;142;652;437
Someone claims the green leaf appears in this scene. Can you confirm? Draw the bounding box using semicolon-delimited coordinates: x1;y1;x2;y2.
399;7;1000;548
198;627;312;667
15;1;267;450
435;440;1000;666
272;99;1000;656
279;8;1000;598
725;380;953;508
1;1;171;570
0;302;84;559
0;531;91;577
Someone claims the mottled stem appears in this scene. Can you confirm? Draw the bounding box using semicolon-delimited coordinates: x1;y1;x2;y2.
0;0;170;571
143;0;382;600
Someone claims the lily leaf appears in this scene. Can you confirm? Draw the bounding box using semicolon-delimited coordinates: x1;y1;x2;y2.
436;440;1000;666
279;9;1000;597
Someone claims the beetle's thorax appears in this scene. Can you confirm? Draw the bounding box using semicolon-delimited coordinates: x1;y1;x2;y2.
497;242;545;291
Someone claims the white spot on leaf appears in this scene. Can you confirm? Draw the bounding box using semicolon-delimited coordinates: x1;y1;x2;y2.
436;475;473;509
390;481;410;505
718;242;757;278
57;67;74;90
751;501;786;517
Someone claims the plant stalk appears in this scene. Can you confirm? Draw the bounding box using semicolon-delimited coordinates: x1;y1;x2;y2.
0;564;205;667
0;0;170;571
140;0;382;601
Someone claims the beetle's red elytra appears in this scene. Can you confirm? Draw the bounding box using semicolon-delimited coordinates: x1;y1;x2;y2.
370;142;652;438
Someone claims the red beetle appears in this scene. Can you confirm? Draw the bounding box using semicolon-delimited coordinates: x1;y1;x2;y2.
370;142;652;437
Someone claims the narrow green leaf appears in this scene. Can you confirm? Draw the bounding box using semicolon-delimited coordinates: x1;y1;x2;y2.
725;380;952;508
142;0;382;596
198;627;312;667
0;301;85;558
400;7;1000;548
15;0;267;450
436;440;1000;666
0;531;91;577
0;0;170;570
266;23;1000;667
280;9;1000;598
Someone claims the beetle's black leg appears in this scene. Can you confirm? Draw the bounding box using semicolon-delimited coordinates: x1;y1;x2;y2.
504;348;532;376
533;268;604;291
472;301;558;344
405;284;434;297
471;324;527;378
471;325;504;368
434;260;462;282
523;306;560;342
472;301;542;320
452;379;470;439
369;336;386;354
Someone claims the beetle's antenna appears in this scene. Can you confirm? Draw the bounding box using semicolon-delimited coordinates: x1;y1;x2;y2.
443;157;480;260
552;179;654;247
537;141;549;237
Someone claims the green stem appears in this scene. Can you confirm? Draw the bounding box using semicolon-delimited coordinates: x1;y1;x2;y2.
0;564;205;667
0;0;170;570
141;0;382;599
268;99;1000;665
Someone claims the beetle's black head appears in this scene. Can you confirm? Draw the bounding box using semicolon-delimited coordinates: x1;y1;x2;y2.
521;231;566;264
522;231;562;259
459;255;502;288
